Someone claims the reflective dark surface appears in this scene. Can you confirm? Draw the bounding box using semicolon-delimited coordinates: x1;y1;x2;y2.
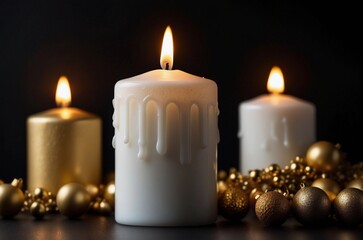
1;213;362;240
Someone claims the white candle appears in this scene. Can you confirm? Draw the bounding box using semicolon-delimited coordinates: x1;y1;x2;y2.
113;26;219;226
238;66;316;175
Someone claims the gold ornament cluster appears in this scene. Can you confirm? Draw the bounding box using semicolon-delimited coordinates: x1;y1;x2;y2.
0;140;362;227
218;140;363;226
0;173;115;220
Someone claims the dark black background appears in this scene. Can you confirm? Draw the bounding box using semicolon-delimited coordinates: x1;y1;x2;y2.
1;1;362;184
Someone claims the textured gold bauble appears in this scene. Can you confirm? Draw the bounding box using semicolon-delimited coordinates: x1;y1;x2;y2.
306;141;342;172
311;178;341;201
292;186;331;225
255;191;290;227
218;187;250;221
56;183;91;218
0;183;25;218
345;179;363;191
333;188;363;226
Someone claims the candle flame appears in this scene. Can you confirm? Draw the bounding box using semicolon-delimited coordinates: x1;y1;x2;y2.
267;66;285;94
56;76;72;107
160;25;173;70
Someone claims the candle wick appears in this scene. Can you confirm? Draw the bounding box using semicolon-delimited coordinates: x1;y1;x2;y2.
165;62;169;70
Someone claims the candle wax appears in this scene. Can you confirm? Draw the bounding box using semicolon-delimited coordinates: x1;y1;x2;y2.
239;93;316;174
113;69;219;226
27;107;102;193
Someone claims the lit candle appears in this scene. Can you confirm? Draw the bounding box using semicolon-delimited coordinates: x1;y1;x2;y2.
113;26;219;226
238;66;316;174
27;76;102;194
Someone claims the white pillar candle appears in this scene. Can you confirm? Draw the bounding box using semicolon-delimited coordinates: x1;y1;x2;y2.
238;66;316;175
113;26;219;226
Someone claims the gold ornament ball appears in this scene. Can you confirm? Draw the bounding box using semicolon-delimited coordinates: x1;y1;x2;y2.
99;200;112;215
34;187;48;200
0;184;25;218
255;191;290;227
103;181;115;209
30;201;46;219
56;183;91;218
217;180;227;199
85;184;100;201
306;141;342;172
249;188;264;210
218;187;250;221
292;186;331;226
312;178;341;202
345;179;363;191
333;188;363;226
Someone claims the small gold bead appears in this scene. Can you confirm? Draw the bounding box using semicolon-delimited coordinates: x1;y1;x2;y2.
86;184;100;201
30;201;46;219
99;200;112;215
268;164;281;173
34;188;48;201
218;170;228;180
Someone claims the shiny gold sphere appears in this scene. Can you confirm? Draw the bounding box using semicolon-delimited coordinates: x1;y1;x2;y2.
218;187;250;221
306;141;342;172
217;180;227;199
312;178;341;201
103;181;115;209
255;191;290;227
56;183;91;218
0;184;25;218
99;200;112;215
292;186;331;226
333;188;363;226
85;184;100;201
345;179;363;191
30;201;46;219
249;188;264;210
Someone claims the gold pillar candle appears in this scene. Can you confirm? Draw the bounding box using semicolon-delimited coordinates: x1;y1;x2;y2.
27;76;102;193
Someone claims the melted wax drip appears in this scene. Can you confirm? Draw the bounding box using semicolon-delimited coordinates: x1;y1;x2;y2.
112;96;217;165
261;118;290;151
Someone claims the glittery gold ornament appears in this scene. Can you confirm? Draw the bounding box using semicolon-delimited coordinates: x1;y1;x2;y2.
30;201;46;219
311;178;341;201
333;188;363;226
56;183;91;218
103;181;115;209
345;179;363;191
292;186;331;225
255;191;290;227
306;141;342;172
0;179;25;218
218;187;250;221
